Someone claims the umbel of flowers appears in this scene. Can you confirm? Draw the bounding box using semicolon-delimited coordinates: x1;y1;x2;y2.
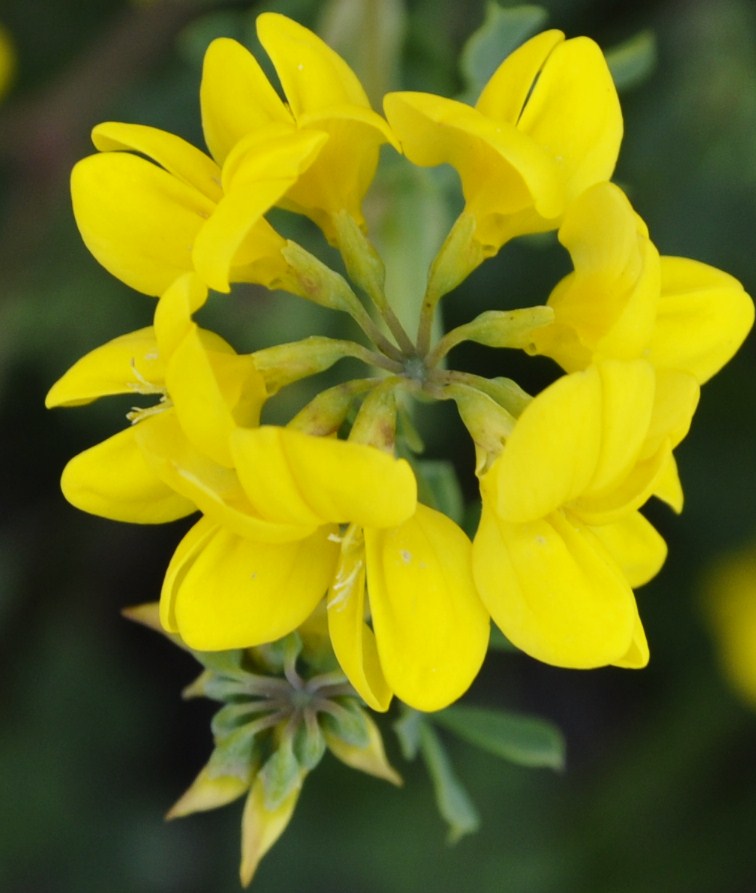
47;11;752;885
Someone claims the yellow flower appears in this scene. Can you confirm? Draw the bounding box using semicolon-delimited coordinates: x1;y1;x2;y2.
45;273;267;521
383;30;621;293
0;23;14;99
159;426;489;713
200;12;398;240
530;182;754;382
704;547;756;708
472;360;698;669
71;120;328;295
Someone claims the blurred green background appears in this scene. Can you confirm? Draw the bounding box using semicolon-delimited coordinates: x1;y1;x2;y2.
1;0;756;891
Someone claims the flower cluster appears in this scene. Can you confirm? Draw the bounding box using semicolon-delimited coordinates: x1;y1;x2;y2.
48;10;752;881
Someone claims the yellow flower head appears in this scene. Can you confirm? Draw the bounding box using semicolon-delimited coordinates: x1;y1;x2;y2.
71;122;327;295
0;23;14;100
158;425;489;713
384;30;622;269
46;274;267;521
531;182;754;380
472;360;698;669
201;13;398;240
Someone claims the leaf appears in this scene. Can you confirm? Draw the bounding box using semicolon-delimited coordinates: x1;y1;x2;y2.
606;30;657;93
433;704;566;771
420;722;480;844
393;706;424;760
460;2;549;98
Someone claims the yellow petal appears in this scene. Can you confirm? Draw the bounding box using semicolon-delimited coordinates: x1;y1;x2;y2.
327;528;392;712
649;256;754;383
164;522;338;650
240;771;304;887
200;37;291;166
588;511;667;588
612;613;649;668
135;411;316;544
92;121;222;202
192;129;327;292
257;12;371;116
536;183;660;367
489;367;602;523
642;367;700;458
473;505;637;668
282;106;395;230
71;153;212;296
159;516;217;632
46;328;162;407
582;359;655;498
61;421;195;523
653;453;684;513
166;327;266;467
153;272;209;358
365;504;489;712
476;30;564;122
517;35;622;203
383;91;561;243
231;427;417;529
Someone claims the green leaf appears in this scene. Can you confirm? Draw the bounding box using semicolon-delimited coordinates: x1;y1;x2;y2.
420;723;480;844
416;459;465;525
433;704;566;771
606;30;657;93
460;2;549;98
393;706;424;761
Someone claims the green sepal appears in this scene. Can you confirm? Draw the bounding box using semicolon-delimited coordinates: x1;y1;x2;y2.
320;700;371;749
468;376;531;418
293;717;327;771
437;307;554;356
606;30;657;93
211;702;276;739
460;2;549;98
288;379;375;437
252;632;300;676
281;240;366;316
416;459;465;525
419;722;480;844
396;398;425;455
259;737;302;812
433;704;566;771
206;723;262;783
252;337;359;396
190;648;245;676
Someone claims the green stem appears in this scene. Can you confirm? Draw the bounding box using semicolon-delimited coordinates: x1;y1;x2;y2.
331;210;416;357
